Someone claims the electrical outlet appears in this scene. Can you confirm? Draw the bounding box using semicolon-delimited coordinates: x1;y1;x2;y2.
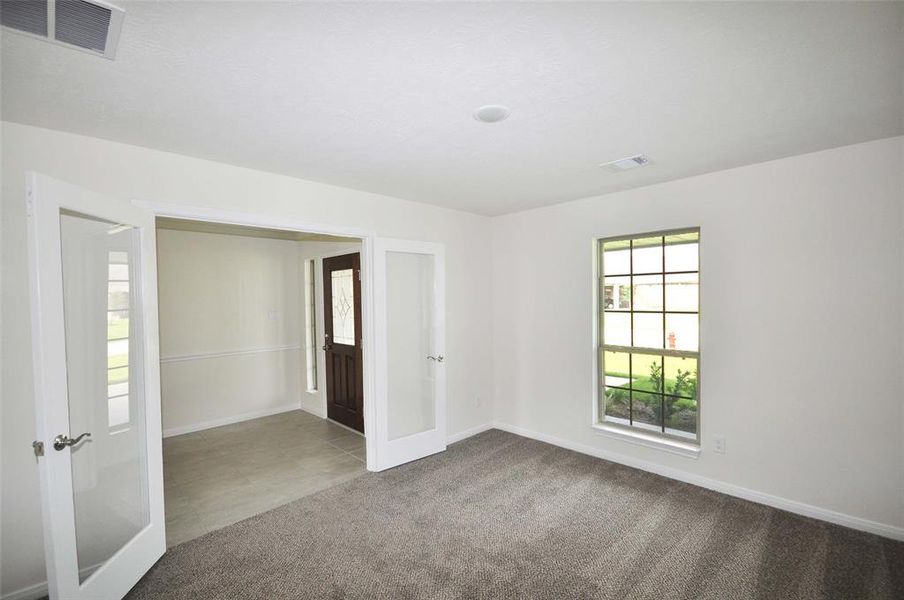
475;394;482;407
267;309;278;321
713;435;726;454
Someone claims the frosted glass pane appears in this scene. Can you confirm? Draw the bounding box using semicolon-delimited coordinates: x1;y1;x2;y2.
60;211;148;583
331;268;355;345
387;251;435;441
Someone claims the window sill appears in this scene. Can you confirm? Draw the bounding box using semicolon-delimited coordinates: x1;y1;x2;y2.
591;423;700;459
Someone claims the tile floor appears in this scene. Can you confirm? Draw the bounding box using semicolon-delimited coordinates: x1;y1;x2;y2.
163;410;366;547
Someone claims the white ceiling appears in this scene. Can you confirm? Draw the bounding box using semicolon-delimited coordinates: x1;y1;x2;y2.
2;1;902;216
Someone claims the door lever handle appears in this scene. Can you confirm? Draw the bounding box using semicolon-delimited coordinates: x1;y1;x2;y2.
53;432;91;451
426;355;444;362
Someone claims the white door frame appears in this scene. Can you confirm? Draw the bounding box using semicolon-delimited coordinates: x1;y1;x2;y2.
299;244;365;421
131;201;384;470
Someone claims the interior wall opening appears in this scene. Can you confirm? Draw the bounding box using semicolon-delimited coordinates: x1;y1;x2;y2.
154;217;365;546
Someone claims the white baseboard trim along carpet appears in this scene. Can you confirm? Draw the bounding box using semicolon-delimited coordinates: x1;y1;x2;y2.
489;421;904;542
446;422;495;445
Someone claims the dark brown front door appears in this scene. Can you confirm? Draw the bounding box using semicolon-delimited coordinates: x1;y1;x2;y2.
322;253;364;433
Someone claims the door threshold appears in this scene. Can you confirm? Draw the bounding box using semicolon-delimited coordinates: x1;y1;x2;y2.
327;418;365;437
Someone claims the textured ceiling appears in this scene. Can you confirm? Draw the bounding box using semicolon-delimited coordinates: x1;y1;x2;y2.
2;1;902;216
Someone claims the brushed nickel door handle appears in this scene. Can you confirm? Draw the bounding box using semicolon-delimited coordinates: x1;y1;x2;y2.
426;355;444;362
53;432;91;451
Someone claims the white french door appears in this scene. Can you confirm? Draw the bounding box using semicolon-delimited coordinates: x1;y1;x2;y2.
370;238;446;471
26;173;165;599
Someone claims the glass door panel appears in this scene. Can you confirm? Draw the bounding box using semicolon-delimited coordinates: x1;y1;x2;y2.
386;251;436;441
59;211;149;584
373;237;445;471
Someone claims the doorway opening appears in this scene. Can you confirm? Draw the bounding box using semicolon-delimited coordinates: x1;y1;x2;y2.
154;217;365;546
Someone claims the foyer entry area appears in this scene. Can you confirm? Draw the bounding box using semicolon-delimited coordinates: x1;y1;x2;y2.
163;410;364;547
155;218;366;546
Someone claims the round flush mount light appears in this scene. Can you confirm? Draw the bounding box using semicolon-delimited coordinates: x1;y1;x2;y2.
473;104;511;123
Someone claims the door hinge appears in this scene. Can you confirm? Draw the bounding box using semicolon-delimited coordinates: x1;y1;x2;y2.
357;269;361;281
32;440;44;457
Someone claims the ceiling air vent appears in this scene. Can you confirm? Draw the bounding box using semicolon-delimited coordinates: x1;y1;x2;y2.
599;155;650;173
0;0;124;60
0;1;49;37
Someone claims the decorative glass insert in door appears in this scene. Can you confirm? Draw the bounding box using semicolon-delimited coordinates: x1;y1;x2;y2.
386;251;436;440
331;268;356;345
60;211;149;583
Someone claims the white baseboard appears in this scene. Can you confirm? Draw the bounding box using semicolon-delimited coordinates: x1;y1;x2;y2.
2;561;104;600
491;421;904;542
299;403;327;420
447;422;494;444
162;402;301;438
1;581;47;600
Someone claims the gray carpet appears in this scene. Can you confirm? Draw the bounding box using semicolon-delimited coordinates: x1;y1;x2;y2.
127;430;904;599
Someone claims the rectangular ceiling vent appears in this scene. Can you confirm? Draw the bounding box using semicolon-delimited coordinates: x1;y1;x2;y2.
599;155;650;173
1;0;124;59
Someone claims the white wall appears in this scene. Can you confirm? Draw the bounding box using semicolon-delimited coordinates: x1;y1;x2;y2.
3;121;902;598
296;241;363;418
491;136;904;536
0;122;494;598
157;229;304;435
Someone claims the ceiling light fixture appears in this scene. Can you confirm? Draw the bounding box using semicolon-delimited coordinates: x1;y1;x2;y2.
473;105;511;123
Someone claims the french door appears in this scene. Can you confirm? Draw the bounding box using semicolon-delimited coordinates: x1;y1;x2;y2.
26;173;165;599
371;238;446;470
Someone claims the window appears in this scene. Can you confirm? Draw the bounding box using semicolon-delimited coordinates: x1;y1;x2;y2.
598;229;700;443
107;250;130;429
304;259;318;392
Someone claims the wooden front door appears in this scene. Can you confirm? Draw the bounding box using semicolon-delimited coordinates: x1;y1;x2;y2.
322;253;364;433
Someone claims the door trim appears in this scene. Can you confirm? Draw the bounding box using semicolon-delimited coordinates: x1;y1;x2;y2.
130;201;382;471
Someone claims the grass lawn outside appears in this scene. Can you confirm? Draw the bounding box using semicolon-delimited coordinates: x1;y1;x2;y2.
108;317;129;384
603;351;697;397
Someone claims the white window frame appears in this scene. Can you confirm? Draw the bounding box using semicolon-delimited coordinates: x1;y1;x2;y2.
304;258;318;393
592;228;701;456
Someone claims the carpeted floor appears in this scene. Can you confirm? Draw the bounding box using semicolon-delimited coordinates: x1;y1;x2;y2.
127;430;904;599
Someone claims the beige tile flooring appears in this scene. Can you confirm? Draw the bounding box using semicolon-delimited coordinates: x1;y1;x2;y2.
163;410;365;547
